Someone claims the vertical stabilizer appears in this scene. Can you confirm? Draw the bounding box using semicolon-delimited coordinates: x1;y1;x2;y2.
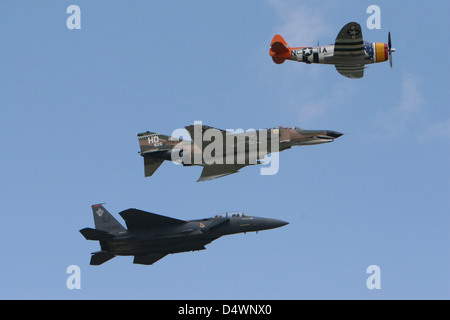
269;34;291;64
91;204;126;235
137;131;173;154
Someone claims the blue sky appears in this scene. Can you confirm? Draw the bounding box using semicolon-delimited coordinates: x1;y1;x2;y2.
0;0;448;299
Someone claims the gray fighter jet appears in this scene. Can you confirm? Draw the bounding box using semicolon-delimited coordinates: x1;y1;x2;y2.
80;204;288;265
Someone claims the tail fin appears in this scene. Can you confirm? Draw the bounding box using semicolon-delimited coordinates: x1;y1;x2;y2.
137;131;180;177
137;131;174;154
269;34;291;64
91;204;126;235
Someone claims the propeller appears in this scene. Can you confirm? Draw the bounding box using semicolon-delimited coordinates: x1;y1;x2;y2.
388;32;396;69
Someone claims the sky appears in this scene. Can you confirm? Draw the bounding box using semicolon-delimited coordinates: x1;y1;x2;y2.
0;0;448;300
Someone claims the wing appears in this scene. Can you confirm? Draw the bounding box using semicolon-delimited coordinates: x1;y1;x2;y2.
335;65;365;79
334;22;365;57
185;123;227;149
133;254;167;265
119;209;186;230
197;164;248;182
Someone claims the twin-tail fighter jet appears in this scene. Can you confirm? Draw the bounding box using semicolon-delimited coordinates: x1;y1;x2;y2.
80;204;288;265
137;123;343;182
269;22;396;79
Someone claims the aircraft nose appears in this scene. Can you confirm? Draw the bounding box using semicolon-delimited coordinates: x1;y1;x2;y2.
266;218;289;229
326;131;343;138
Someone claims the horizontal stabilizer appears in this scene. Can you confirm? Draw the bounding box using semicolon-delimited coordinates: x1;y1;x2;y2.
144;157;164;177
90;252;116;265
133;254;167;265
272;57;286;64
79;228;115;241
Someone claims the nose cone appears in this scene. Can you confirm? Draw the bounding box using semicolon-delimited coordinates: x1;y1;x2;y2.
326;130;343;139
263;218;289;230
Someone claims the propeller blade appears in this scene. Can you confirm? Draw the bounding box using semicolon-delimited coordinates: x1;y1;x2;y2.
388;31;393;69
388;32;392;51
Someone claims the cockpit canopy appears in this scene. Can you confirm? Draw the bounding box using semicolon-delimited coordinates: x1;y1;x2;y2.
167;136;183;142
276;126;304;132
214;212;251;218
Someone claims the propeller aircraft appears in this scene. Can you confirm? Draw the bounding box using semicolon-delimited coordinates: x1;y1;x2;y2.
269;22;395;79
